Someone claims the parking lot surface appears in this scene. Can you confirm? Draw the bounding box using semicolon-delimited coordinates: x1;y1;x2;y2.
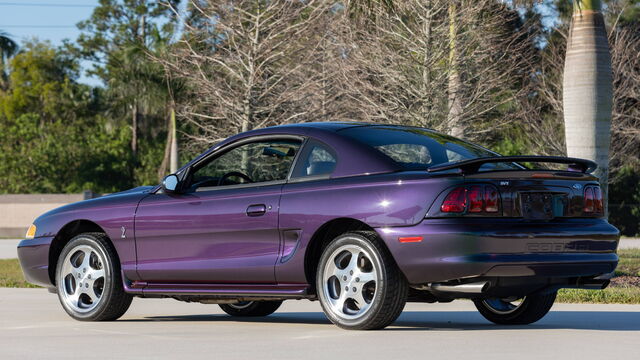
0;288;638;359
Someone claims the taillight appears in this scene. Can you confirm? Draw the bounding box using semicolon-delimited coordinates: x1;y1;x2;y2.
441;187;467;213
440;185;500;214
584;185;603;215
468;186;483;213
593;187;603;213
484;186;499;213
584;187;594;212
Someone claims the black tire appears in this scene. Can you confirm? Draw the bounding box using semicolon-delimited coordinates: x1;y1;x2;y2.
219;301;283;317
316;231;408;330
55;232;132;321
473;291;557;325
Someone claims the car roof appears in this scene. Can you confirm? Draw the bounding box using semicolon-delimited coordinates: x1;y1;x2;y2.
183;122;408;179
271;121;437;133
272;121;372;132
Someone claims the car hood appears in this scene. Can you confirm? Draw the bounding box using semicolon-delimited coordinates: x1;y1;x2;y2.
35;186;155;222
101;186;156;198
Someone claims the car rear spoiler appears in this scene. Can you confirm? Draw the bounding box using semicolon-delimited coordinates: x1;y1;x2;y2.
426;156;597;174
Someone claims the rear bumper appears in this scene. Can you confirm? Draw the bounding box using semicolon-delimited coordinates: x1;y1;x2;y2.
377;218;620;285
17;237;54;288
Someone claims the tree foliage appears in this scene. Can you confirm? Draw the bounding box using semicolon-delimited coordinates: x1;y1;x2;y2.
0;42;132;193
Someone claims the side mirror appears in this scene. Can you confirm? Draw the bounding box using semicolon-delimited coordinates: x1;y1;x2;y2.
162;174;180;194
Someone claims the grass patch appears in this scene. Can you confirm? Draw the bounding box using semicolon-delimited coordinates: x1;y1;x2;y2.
615;249;640;277
0;259;40;288
557;287;640;304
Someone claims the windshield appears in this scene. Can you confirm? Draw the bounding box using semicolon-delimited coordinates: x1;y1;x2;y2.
338;126;519;171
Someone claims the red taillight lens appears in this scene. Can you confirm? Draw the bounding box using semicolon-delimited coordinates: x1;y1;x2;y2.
584;185;603;214
468;186;483;213
440;185;501;214
484;185;499;213
441;187;467;213
593;186;603;213
584;187;595;213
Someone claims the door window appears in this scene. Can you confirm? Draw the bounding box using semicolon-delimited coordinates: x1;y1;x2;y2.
188;139;301;192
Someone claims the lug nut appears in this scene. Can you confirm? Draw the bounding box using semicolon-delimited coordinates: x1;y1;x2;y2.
88;274;92;279
350;270;353;275
352;287;357;292
343;276;347;281
355;277;360;282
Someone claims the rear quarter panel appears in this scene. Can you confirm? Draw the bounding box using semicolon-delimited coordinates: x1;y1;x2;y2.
276;172;462;283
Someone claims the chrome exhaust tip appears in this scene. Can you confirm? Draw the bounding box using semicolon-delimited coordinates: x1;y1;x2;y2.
429;281;490;294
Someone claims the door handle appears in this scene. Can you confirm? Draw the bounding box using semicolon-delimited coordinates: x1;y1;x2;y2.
246;204;267;217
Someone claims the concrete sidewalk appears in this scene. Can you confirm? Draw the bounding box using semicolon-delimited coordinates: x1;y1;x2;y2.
619;238;640;249
0;239;20;259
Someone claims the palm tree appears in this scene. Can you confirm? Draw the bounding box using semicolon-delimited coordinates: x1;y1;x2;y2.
562;0;612;210
0;31;18;90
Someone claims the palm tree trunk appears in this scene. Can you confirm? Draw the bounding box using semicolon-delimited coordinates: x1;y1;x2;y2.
563;0;613;213
447;1;465;139
131;100;138;157
169;106;179;173
158;105;178;180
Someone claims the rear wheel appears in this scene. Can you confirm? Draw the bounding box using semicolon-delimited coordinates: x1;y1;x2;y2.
55;233;132;321
316;231;407;330
473;291;557;325
219;301;283;317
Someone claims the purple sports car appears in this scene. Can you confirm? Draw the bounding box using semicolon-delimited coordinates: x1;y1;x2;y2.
18;122;619;330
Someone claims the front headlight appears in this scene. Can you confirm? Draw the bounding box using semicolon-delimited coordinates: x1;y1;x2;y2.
25;224;37;239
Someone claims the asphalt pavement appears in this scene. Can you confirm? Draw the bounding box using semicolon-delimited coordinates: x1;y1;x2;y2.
0;288;638;359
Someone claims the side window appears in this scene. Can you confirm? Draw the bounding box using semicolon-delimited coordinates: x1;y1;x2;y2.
291;140;337;179
378;144;432;167
188;139;301;191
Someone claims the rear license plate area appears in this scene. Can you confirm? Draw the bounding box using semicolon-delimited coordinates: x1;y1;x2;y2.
520;192;554;220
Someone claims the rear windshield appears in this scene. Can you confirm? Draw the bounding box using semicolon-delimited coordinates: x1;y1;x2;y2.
339;126;518;170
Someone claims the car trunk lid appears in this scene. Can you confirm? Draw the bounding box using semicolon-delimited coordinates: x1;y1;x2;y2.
464;170;600;218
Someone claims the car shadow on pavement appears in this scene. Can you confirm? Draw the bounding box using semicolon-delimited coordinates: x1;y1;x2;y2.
129;310;640;331
387;311;640;331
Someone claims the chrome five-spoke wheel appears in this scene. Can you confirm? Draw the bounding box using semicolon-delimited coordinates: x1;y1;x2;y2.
56;233;132;321
322;244;378;320
60;245;106;313
317;232;407;330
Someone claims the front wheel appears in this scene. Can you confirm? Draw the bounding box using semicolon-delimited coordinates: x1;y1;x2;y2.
55;233;132;321
316;231;408;330
473;291;557;325
219;301;282;317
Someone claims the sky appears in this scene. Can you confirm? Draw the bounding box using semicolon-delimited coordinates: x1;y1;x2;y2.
0;0;101;84
0;1;99;45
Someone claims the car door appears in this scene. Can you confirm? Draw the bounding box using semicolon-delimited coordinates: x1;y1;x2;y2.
134;137;302;284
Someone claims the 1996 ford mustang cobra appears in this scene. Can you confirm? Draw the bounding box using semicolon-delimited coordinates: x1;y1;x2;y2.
18;122;620;330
